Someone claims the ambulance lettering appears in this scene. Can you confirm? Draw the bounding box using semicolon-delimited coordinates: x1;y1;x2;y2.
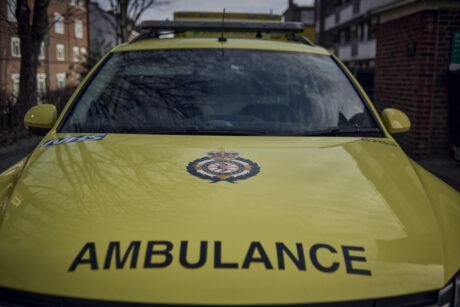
41;134;106;147
69;241;371;276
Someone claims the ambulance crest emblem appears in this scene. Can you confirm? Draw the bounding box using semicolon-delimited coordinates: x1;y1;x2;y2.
187;151;260;183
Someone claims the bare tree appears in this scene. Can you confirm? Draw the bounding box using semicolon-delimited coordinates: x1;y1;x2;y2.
1;0;85;121
15;0;51;114
103;0;168;44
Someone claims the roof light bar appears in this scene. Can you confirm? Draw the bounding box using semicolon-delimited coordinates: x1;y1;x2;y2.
140;20;305;34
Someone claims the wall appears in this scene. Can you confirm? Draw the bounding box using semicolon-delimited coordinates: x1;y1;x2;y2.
373;8;460;159
46;0;89;91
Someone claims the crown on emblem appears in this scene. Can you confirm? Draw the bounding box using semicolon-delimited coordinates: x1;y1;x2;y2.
207;151;239;160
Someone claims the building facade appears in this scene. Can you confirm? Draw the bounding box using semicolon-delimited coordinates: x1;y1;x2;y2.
315;0;396;99
315;0;460;159
372;1;460;159
0;0;89;102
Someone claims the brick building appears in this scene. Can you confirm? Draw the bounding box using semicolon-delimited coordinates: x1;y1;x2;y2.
372;1;460;159
0;0;89;101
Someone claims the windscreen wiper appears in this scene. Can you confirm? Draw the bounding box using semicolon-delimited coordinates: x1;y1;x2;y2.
127;126;267;136
184;127;267;136
298;127;382;137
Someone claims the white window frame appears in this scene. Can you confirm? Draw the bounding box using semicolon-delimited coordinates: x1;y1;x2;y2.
56;44;65;61
73;46;79;62
7;0;17;22
39;41;45;60
77;0;85;9
80;47;87;63
11;37;20;57
75;19;83;39
11;74;20;102
37;74;47;104
56;73;66;89
54;12;64;34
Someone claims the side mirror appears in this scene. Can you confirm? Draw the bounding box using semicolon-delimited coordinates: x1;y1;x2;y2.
381;108;410;134
24;104;57;135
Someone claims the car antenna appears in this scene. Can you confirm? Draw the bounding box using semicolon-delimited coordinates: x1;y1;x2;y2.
218;8;227;42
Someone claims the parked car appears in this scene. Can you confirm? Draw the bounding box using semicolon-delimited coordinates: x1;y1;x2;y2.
0;21;459;306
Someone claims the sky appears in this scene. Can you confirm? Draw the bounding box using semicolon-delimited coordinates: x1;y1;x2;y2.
96;0;315;21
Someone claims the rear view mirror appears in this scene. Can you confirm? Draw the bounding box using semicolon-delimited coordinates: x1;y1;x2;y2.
381;108;410;134
24;104;57;135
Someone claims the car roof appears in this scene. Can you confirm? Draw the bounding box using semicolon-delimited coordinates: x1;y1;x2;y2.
113;37;331;55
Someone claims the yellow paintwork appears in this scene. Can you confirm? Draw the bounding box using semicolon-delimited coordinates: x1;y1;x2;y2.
24;104;57;129
114;37;329;54
173;11;283;40
297;26;316;43
171;11;315;42
381;108;411;134
1;36;459;305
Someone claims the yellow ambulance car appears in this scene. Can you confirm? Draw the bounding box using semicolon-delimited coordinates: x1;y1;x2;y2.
0;21;459;306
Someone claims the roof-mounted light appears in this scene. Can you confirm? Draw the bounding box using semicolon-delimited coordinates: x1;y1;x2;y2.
140;20;305;34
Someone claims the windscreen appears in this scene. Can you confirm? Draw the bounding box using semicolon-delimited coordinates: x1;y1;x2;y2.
60;49;377;135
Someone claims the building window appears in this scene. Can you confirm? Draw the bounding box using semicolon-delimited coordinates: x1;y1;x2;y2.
300;10;314;26
368;22;376;40
11;74;20;102
363;23;368;41
11;37;20;57
7;0;17;22
342;28;350;44
56;73;66;89
77;0;85;9
73;46;79;62
75;20;83;38
56;44;65;61
54;12;64;34
351;25;358;41
37;74;47;104
352;0;360;15
340;30;350;44
70;0;85;9
80;47;87;62
39;41;45;60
